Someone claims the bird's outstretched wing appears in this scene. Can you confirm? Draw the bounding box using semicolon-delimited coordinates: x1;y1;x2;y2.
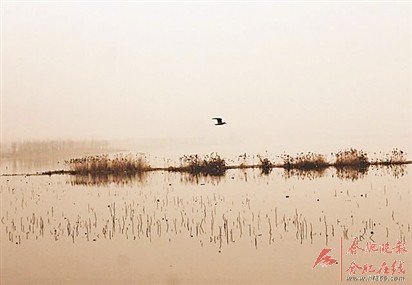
212;118;223;124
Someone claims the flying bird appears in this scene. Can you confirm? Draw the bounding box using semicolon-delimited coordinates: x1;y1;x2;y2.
212;118;227;126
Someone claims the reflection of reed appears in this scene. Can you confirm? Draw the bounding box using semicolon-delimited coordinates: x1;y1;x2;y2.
67;163;406;185
335;166;368;181
258;155;273;175
260;167;272;175
179;172;225;185
371;164;407;179
277;165;406;181
69;172;148;186
282;168;328;180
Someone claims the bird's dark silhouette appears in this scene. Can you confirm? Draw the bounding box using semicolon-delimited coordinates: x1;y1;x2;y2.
212;118;227;126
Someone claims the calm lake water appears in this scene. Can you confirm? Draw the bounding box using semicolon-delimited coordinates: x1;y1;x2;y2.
1;154;411;284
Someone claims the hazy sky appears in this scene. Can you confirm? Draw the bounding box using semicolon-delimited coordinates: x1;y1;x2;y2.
2;1;411;155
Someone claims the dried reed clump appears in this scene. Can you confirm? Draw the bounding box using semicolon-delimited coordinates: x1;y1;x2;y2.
257;155;273;175
65;154;151;175
237;153;249;169
374;148;407;165
174;153;226;176
333;148;369;168
280;152;329;170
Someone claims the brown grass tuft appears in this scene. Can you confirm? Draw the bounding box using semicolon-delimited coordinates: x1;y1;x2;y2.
280;152;329;170
373;148;407;165
65;154;151;175
333;148;369;168
257;155;273;175
169;153;227;176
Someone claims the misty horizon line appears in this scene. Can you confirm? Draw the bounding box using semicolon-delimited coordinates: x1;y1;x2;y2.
1;139;410;162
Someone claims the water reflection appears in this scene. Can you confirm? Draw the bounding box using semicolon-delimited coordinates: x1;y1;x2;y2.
68;172;148;186
63;163;409;186
1;164;411;285
335;166;369;181
282;168;328;180
178;172;226;185
259;166;272;176
371;164;408;179
281;165;406;181
1;140;113;174
0;157;64;174
2;167;410;248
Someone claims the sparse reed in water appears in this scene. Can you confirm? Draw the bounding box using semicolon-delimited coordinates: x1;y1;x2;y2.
257;155;273;175
371;148;407;165
169;153;226;176
65;154;151;175
280;152;329;170
333;148;369;168
26;148;408;179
